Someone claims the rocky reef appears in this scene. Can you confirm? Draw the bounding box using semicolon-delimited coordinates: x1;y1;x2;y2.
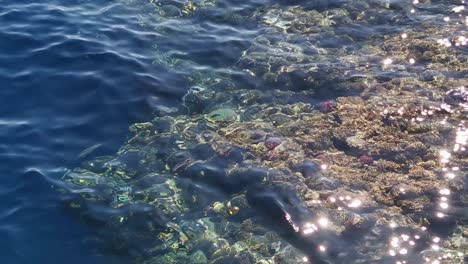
57;0;467;263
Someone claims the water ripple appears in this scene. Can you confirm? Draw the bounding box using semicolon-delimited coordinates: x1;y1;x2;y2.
0;0;178;263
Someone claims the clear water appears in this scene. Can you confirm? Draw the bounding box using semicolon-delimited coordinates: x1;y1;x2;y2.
1;0;466;263
0;0;167;263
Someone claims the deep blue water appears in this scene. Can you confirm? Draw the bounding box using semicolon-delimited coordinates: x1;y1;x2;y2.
0;0;259;261
0;0;181;262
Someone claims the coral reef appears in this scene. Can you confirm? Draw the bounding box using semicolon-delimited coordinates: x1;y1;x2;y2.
57;0;467;263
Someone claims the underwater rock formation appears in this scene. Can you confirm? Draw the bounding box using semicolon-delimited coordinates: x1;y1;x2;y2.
57;0;467;263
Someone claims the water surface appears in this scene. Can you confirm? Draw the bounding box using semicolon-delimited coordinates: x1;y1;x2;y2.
1;0;466;263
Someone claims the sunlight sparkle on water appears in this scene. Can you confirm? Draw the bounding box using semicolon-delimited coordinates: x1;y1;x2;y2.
455;126;467;149
388;232;419;259
439;188;450;195
302;222;319;235
285;213;300;232
452;6;464;13
439;150;451;163
318;217;329;227
391;237;399;247
318;245;326;252
445;172;455;179
455;36;466;46
383;58;393;65
437;38;452;47
439;202;448;209
348;199;362;208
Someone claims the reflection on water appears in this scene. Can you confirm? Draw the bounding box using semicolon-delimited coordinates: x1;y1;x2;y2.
57;0;467;263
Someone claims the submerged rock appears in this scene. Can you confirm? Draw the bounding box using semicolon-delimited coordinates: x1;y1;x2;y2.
57;0;467;263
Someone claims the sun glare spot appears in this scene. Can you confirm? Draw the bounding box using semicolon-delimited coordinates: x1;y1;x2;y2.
383;58;393;65
318;217;329;227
